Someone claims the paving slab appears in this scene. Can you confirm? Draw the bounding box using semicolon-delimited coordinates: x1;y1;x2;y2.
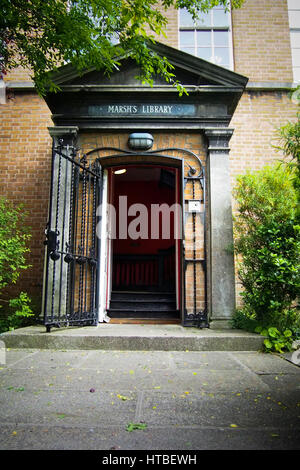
0;348;299;451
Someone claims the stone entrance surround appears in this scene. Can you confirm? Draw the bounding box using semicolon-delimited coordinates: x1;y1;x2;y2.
42;42;248;328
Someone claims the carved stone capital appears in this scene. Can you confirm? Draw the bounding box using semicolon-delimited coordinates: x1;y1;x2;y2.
204;128;234;154
48;126;79;147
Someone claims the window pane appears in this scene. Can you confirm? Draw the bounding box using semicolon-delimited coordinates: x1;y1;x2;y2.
289;10;300;28
214;30;229;46
196;30;211;46
179;9;195;27
294;67;300;82
180;31;194;46
292;47;300;66
213;9;230;27
214;47;230;66
181;47;195;55
288;0;299;10
195;12;211;27
291;30;300;48
197;47;212;61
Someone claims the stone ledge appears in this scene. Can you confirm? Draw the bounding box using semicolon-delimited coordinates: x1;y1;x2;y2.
0;325;265;352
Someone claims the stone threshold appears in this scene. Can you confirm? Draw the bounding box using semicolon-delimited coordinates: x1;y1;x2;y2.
0;324;265;352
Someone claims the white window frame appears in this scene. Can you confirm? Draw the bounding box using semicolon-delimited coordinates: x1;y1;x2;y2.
178;5;234;71
288;0;300;84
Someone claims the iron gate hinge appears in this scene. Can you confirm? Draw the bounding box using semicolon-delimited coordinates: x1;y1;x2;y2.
44;226;60;260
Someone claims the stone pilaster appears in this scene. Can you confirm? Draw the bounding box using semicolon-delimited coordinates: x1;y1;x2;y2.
204;128;235;329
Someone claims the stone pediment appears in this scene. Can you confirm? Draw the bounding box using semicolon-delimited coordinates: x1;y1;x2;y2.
49;41;248;90
45;41;248;129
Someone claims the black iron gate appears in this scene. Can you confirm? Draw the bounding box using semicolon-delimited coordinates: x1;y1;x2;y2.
43;138;102;331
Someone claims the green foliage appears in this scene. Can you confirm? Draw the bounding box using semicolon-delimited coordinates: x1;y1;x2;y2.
0;198;33;333
0;292;34;333
0;197;31;291
230;309;259;332
255;325;294;354
233;164;300;334
275;86;300;219
0;0;244;95
126;422;147;432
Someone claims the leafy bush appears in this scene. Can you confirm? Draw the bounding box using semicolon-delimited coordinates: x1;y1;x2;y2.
233;164;300;347
0;198;33;333
0;292;34;333
255;326;294;354
0;197;31;290
275;88;299;219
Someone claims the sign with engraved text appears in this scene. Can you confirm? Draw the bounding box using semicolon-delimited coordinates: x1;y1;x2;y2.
88;103;196;117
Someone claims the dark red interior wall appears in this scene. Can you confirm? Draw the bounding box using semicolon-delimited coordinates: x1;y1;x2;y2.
113;178;176;255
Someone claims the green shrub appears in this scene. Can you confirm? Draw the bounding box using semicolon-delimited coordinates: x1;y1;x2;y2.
0;197;31;290
233;164;300;340
0;197;32;332
255;326;294;354
0;292;34;333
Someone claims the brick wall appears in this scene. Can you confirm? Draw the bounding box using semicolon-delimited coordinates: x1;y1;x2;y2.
0;91;52;303
230;90;298;180
229;90;298;305
232;0;293;82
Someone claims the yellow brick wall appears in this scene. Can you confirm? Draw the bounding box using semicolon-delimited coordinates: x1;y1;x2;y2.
159;0;293;82
4;66;32;82
232;0;293;82
4;0;294;83
229;90;298;305
230;90;298;180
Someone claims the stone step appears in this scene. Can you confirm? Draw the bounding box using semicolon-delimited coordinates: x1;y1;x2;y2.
111;291;176;301
107;309;179;318
0;325;265;351
109;301;177;310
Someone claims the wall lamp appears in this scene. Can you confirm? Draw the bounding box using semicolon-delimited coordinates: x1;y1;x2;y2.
128;133;154;151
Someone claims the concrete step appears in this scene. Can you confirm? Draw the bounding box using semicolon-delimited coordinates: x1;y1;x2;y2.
111;291;175;301
0;324;265;351
108;308;179;317
108;301;177;311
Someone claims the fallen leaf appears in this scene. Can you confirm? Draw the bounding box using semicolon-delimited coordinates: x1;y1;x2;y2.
117;394;130;401
126;422;147;432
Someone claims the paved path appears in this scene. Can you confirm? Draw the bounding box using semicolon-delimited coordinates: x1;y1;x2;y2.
0;348;299;450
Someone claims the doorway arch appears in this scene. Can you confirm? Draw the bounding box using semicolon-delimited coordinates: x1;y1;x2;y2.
85;145;207;326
